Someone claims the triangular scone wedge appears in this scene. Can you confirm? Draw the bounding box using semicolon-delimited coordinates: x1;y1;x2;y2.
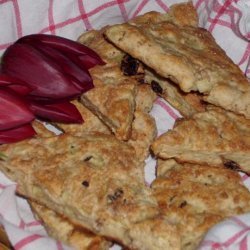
105;4;250;118
0;134;180;249
30;201;111;250
81;83;137;141
152;159;250;250
151;107;250;173
56;84;156;163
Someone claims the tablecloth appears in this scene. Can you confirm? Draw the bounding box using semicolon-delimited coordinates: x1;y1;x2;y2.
0;0;250;249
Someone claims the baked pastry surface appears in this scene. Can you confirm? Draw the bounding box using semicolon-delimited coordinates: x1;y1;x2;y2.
152;159;250;250
152;107;250;173
105;3;250;118
0;134;180;249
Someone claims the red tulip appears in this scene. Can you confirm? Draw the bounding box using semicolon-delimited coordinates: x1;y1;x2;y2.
29;101;83;123
0;33;102;144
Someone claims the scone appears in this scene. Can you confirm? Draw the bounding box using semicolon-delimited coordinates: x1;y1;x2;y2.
78;28;125;65
151;107;250;173
105;2;250;118
58;85;156;163
78;27;144;83
0;134;180;250
117;2;205;118
152;159;250;250
30;121;112;250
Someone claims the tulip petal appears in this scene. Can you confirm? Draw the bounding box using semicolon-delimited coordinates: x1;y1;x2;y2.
64;52;102;70
0;74;32;95
77;54;104;70
0;123;36;144
17;34;105;66
29;101;83;123
32;43;94;92
0;89;34;131
1;43;81;100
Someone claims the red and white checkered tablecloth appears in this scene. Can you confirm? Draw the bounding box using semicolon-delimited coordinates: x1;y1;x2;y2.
0;0;250;249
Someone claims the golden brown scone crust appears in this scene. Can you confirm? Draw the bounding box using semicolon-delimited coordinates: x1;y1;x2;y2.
30;201;111;250
0;134;180;250
78;27;144;85
152;159;250;250
130;3;204;118
152;107;250;173
57;87;156;161
122;2;203;118
105;3;250;118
